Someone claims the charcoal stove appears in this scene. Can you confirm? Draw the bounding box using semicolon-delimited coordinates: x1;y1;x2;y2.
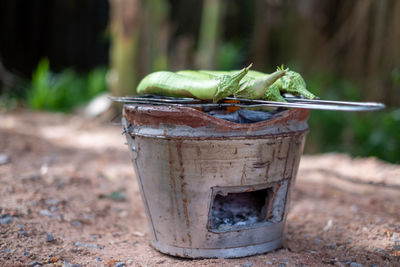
117;95;384;258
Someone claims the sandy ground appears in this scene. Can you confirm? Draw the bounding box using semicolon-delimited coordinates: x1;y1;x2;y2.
0;110;399;267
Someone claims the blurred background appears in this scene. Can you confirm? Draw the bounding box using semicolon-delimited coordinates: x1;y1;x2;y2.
0;0;399;163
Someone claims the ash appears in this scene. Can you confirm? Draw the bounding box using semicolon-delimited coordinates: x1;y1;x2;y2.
210;192;264;231
209;181;289;231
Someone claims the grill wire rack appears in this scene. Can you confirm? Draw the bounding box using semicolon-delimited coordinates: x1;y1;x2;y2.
111;94;385;112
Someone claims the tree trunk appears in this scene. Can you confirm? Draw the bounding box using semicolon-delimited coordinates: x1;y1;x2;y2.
109;0;142;98
195;0;223;69
141;0;169;74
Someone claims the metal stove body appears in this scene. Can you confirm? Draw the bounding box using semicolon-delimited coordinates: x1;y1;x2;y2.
122;101;309;258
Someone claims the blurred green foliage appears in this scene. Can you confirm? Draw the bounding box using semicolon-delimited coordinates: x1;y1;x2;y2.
27;58;108;112
0;94;18;111
305;72;400;164
217;42;244;71
307;108;400;164
392;67;400;86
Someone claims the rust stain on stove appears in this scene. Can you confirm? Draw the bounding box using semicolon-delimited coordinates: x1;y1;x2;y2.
167;140;178;243
264;145;276;182
283;136;293;179
176;141;192;246
264;160;271;181
240;163;247;185
196;146;201;156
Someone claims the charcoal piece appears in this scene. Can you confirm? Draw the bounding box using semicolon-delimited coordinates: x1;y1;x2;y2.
208;109;277;124
208;110;243;123
237;109;274;122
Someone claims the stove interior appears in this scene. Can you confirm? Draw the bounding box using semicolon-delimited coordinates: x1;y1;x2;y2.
209;181;289;232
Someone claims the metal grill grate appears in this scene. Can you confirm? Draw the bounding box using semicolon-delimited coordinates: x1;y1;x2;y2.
111;94;385;112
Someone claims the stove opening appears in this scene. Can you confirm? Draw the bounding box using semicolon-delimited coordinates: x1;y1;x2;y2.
208;181;288;232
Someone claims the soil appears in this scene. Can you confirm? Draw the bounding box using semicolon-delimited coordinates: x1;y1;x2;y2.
0;110;399;267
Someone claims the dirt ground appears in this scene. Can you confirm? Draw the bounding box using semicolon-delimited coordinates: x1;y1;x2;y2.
0;110;399;267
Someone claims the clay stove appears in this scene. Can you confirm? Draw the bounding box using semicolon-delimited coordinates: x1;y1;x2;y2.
122;101;309;258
